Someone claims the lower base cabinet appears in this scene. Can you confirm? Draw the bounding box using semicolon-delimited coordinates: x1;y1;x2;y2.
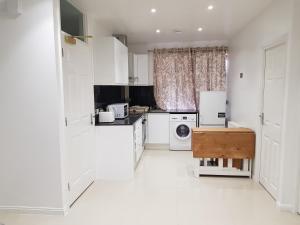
146;113;170;144
134;117;143;164
95;117;143;180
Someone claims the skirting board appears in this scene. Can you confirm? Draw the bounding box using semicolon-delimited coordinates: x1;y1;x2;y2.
0;206;66;215
276;201;297;213
145;144;169;150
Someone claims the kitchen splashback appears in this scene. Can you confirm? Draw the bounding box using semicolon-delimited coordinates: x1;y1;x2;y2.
129;86;156;107
94;85;126;109
94;85;156;110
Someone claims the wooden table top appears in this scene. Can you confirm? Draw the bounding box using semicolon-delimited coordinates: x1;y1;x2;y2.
192;128;254;133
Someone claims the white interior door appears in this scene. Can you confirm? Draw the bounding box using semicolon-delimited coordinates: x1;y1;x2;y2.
260;43;287;199
61;32;95;206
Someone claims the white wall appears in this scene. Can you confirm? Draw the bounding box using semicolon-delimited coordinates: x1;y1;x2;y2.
279;0;300;212
228;0;292;131
228;0;292;179
0;0;113;213
228;0;300;212
0;0;65;213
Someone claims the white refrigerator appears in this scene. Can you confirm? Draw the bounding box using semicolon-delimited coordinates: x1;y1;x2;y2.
199;91;227;127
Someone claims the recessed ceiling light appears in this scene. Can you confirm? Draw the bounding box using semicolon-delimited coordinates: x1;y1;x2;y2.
197;27;203;32
151;8;157;13
208;5;214;10
156;29;161;33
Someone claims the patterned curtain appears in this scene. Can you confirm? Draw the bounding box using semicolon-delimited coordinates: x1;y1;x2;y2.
153;48;196;110
153;47;228;110
192;47;227;108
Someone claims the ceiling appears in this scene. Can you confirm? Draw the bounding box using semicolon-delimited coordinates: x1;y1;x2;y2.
71;0;274;44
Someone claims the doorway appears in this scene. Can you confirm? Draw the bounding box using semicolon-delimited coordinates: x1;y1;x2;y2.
259;42;287;199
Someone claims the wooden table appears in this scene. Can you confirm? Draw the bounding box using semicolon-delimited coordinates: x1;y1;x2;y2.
192;128;255;177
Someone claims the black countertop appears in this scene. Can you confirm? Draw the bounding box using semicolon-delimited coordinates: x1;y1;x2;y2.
95;113;144;126
148;109;169;113
149;109;198;114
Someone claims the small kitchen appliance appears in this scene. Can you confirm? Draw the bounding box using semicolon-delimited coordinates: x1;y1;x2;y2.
107;103;129;119
99;112;115;123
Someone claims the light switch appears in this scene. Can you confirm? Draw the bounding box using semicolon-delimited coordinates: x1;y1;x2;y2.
0;0;22;18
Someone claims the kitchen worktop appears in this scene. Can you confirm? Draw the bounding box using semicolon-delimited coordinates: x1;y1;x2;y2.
95;113;144;126
149;109;198;114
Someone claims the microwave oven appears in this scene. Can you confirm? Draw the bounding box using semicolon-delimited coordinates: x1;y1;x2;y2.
107;103;129;119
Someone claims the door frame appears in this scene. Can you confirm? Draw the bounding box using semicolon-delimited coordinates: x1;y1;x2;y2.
258;35;289;198
59;0;95;210
299;181;300;213
298;121;300;213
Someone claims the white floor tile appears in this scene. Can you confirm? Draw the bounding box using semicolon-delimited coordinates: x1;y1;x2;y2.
0;150;299;225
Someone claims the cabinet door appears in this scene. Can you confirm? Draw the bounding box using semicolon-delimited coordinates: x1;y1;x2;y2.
120;43;129;84
128;52;135;85
129;54;138;85
147;113;170;144
134;54;138;83
134;118;144;163
114;39;128;85
136;54;149;85
94;37;115;85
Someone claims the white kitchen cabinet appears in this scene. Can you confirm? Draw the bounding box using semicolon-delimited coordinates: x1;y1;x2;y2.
134;117;144;163
129;53;150;85
128;52;134;85
147;113;170;144
95;117;144;180
94;37;128;85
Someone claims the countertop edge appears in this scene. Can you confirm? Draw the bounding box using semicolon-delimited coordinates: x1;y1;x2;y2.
148;110;198;114
95;113;144;126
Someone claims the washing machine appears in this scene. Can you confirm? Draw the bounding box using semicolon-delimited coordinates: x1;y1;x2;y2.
169;113;197;151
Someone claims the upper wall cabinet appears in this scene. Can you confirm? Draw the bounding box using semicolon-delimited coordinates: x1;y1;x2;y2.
94;37;128;85
129;53;152;86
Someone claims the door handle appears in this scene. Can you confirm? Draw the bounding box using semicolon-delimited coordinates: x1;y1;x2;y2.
90;114;94;125
259;113;264;125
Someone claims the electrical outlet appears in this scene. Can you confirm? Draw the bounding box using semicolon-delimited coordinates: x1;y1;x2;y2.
240;73;244;78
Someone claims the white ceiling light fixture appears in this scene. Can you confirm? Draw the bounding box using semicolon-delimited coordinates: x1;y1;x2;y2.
208;5;214;10
151;8;157;13
197;27;203;32
156;29;161;33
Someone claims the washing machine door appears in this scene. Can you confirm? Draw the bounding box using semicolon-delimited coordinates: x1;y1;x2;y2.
175;124;191;140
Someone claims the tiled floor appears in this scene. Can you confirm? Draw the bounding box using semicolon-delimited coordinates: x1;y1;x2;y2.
1;150;300;225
